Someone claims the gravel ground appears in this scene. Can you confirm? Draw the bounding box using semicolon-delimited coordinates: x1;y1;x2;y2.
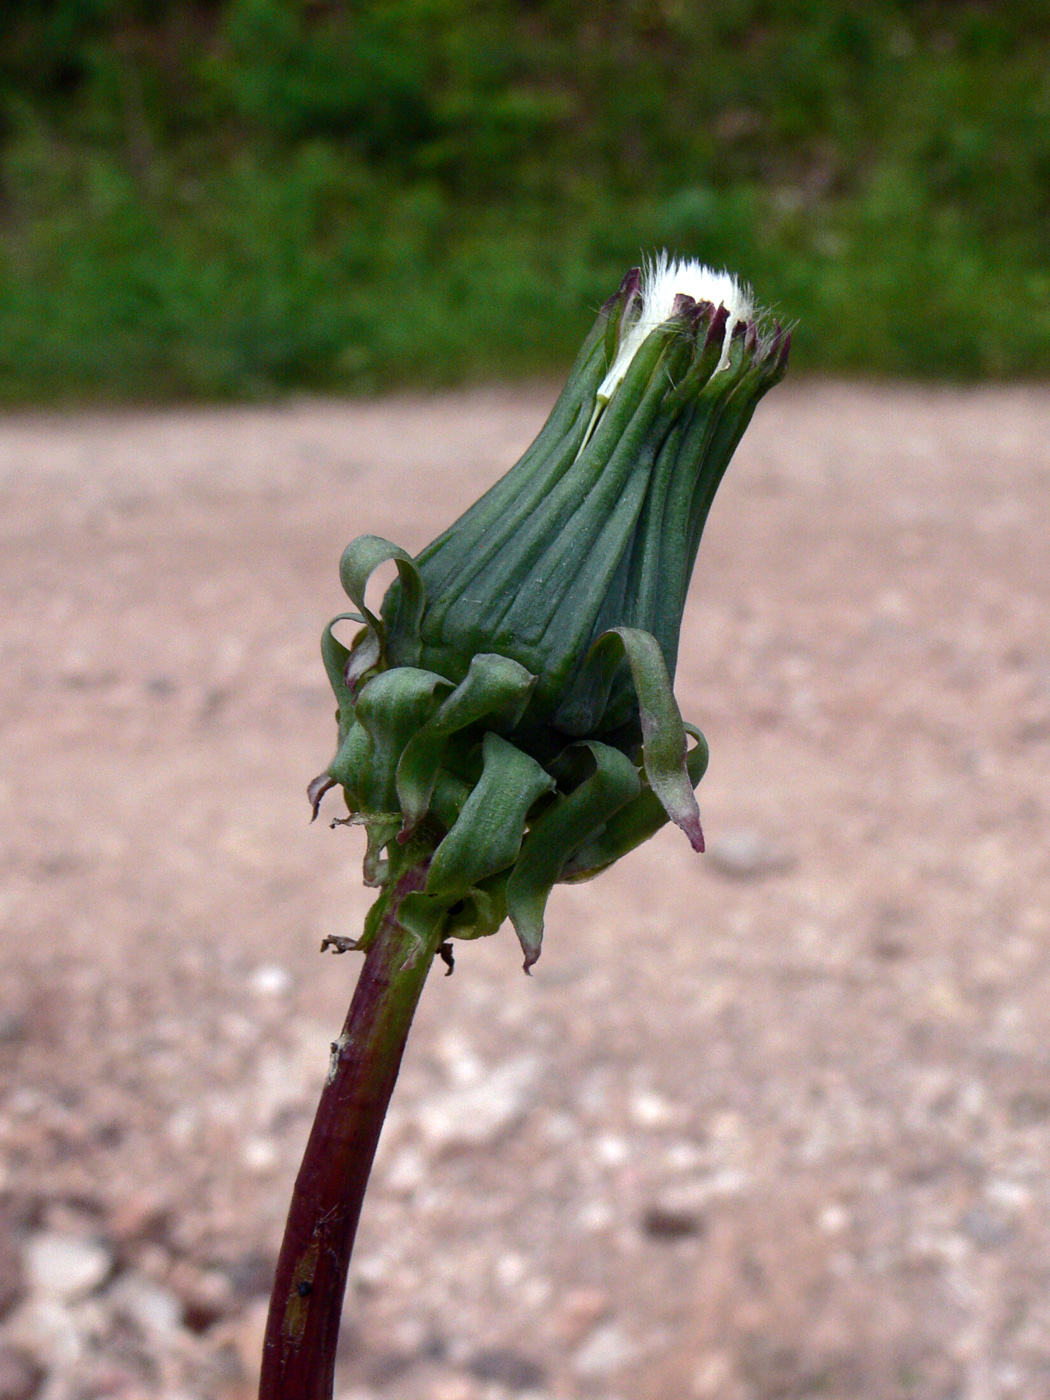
0;381;1048;1400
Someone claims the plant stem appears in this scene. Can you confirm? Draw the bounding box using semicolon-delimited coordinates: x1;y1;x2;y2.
259;856;439;1400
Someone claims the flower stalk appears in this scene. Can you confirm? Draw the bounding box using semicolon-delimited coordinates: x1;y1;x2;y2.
258;842;440;1400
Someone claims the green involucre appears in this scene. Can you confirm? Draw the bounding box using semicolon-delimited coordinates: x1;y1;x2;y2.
312;271;787;966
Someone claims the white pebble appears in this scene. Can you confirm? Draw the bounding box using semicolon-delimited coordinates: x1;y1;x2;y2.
986;1177;1031;1210
384;1146;426;1194
6;1297;83;1370
495;1252;527;1288
249;963;292;997
629;1090;676;1128
576;1200;614;1233
593;1134;630;1167
818;1203;850;1235
242;1135;279;1172
416;1054;540;1149
109;1273;184;1338
24;1233;112;1302
706;828;792;879
573;1323;635;1379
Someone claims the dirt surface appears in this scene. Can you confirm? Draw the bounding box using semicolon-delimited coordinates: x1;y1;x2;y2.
0;381;1049;1400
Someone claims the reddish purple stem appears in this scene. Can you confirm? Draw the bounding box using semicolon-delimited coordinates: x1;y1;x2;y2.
259;859;436;1400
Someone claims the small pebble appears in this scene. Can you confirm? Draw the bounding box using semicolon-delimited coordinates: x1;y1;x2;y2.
416;1055;540;1150
5;1298;82;1371
592;1134;630;1167
109;1273;184;1338
693;1351;733;1397
23;1234;111;1302
167;1260;232;1332
467;1347;547;1389
248;964;292;997
572;1322;634;1379
628;1090;676;1128
384;1146;426;1195
107;1192;170;1244
556;1288;610;1342
706;828;793;879
241;1135;279;1172
818;1203;850;1235
641;1205;705;1240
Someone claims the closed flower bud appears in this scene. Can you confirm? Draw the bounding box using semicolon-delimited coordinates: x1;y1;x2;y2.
312;253;790;968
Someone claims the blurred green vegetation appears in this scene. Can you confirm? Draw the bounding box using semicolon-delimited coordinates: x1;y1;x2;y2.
1;0;1049;400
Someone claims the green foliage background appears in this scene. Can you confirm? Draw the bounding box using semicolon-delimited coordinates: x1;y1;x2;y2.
2;0;1049;400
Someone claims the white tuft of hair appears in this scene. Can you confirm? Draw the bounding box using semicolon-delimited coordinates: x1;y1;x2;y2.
597;251;753;405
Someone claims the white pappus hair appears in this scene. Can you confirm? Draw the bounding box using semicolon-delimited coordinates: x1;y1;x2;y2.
597;251;754;405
